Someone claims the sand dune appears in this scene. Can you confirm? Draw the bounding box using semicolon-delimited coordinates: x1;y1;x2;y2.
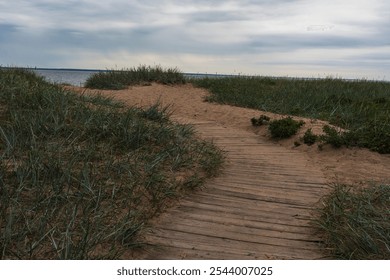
71;83;390;259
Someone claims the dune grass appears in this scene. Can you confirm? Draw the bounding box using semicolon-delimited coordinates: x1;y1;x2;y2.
192;76;390;153
85;65;186;90
315;184;390;259
0;68;223;259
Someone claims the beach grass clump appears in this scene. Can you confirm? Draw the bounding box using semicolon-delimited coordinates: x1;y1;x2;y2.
192;76;390;153
268;117;304;139
85;65;186;89
315;184;390;259
0;68;223;259
319;125;346;148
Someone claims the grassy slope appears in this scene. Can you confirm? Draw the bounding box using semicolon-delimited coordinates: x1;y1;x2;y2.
0;68;223;259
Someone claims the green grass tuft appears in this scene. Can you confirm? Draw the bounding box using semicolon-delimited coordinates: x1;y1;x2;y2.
85;65;186;89
315;184;390;259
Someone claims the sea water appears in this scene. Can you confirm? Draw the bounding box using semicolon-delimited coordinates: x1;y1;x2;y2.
34;69;101;86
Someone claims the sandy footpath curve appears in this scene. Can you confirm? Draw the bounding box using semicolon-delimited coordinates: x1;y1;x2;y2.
72;83;390;259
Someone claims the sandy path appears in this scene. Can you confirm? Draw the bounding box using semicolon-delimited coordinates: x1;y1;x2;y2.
75;83;390;259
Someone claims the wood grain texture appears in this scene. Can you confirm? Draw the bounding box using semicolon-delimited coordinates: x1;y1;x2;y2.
135;120;329;259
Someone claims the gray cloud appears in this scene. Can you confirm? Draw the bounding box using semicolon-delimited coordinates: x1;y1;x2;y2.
1;0;389;80
187;11;247;23
246;33;382;53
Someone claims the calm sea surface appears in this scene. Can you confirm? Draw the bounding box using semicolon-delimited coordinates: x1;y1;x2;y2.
34;69;101;86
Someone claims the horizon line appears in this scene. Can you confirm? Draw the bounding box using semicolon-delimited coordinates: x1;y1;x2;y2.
1;66;389;83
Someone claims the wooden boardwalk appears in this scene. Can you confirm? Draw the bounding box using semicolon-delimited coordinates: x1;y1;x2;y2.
136;118;329;260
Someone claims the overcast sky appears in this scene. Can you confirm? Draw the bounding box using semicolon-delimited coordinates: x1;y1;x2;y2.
1;0;389;80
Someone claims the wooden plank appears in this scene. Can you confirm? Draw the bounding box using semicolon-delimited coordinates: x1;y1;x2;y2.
167;208;315;234
182;193;317;217
141;229;324;260
153;220;320;249
155;211;320;241
169;203;315;227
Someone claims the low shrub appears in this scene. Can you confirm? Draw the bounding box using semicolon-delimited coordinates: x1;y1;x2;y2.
268;117;304;139
303;128;318;145
320;125;346;148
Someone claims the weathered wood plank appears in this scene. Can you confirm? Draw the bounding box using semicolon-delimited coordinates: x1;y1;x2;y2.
137;120;328;259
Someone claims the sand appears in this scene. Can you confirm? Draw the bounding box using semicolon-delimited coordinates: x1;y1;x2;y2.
69;83;390;259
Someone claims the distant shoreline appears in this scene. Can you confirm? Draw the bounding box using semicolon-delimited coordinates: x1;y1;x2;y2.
1;66;389;83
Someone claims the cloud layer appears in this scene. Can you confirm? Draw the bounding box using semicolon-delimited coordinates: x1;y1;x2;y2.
1;0;389;79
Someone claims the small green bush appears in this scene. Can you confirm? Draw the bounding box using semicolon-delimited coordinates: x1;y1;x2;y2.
303;128;318;145
138;103;171;123
268;117;304;139
320;125;345;148
251;115;270;126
